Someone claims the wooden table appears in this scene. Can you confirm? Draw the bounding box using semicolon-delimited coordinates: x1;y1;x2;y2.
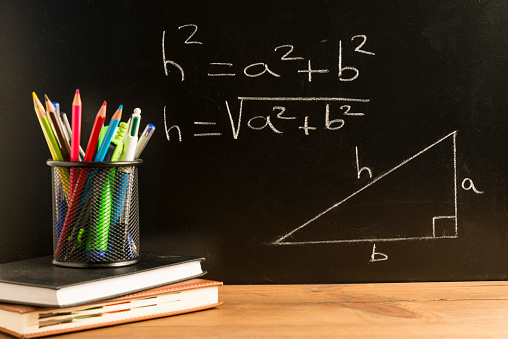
2;281;508;338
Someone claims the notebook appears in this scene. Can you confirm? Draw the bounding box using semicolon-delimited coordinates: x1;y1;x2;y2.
0;253;206;307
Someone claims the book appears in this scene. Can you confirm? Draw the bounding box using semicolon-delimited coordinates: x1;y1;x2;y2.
0;279;222;339
0;253;205;308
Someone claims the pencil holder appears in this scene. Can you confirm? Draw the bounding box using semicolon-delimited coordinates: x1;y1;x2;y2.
47;160;143;268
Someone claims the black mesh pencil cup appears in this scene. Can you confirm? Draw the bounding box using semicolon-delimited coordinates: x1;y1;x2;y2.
48;160;143;268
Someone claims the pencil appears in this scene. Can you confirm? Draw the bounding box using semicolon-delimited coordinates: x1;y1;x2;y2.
84;101;107;162
32;92;63;161
71;89;82;162
95;105;123;162
45;94;72;161
62;101;108;253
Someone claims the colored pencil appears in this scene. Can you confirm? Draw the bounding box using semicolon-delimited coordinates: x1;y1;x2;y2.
61;101;108;256
95;105;123;162
45;94;72;161
71;89;82;162
32;92;63;161
84;101;107;162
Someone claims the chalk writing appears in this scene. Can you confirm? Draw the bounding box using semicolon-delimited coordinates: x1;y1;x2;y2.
298;60;329;82
208;63;236;77
225;97;370;140
162;31;185;81
161;26;376;140
275;44;304;61
272;131;459;245
356;146;373;180
162;28;375;82
178;24;203;45
461;178;484;194
164;105;182;143
370;244;388;262
158;23;483;261
352;35;375;56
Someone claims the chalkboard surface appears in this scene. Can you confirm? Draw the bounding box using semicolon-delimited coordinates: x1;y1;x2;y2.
1;0;507;283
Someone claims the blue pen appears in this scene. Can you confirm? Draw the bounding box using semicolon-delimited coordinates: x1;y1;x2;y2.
135;124;155;160
52;102;60;115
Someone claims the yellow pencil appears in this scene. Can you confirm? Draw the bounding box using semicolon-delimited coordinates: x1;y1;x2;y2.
33;92;69;197
32;92;63;161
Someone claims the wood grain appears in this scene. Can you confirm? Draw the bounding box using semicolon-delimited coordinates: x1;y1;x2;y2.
2;281;507;338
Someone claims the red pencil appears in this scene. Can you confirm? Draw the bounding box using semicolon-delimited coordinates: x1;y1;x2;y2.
71;89;82;162
57;101;107;257
84;101;107;162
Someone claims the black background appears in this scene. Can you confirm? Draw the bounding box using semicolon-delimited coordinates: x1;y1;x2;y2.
0;0;507;283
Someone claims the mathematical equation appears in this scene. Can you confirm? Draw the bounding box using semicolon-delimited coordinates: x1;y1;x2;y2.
161;24;375;141
162;24;375;82
164;97;371;142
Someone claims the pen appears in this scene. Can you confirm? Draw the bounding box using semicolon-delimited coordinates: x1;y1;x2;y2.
71;89;82;162
52;102;60;115
135;124;155;159
120;108;141;161
53;102;72;145
121;117;131;146
45;95;72;161
95;105;123;162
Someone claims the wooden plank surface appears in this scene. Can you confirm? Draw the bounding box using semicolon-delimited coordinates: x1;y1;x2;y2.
2;281;508;338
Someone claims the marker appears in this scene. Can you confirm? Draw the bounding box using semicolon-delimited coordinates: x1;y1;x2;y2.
87;167;115;259
84;101;107;162
120;108;141;161
95;105;123;162
71;89;82;162
100;122;128;162
135;124;155;159
45;95;71;161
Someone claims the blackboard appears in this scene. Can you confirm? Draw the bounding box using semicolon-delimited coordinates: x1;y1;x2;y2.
0;0;507;283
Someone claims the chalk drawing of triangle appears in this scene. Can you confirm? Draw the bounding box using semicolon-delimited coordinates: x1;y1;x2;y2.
272;131;458;245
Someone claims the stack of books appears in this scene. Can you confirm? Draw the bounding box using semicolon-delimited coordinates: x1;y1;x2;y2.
0;253;222;338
